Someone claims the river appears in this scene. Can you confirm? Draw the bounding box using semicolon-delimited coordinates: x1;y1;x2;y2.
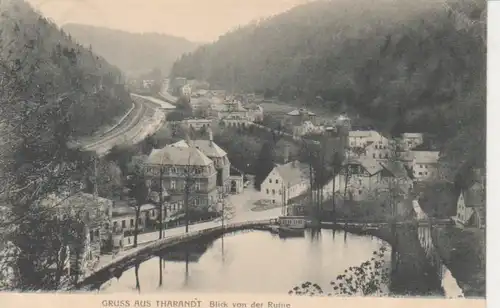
100;229;392;295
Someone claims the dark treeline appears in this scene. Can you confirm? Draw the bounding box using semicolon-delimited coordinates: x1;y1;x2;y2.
171;0;486;183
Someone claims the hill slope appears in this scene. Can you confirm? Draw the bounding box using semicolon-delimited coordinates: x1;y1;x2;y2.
62;23;200;77
171;0;486;181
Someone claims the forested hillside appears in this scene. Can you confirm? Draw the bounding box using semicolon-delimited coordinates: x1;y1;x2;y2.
171;0;486;182
0;0;133;289
63;23;200;77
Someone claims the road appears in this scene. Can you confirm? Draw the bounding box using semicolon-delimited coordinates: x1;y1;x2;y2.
73;94;167;156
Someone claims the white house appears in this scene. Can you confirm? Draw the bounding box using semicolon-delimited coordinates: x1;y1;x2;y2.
261;160;309;206
453;169;485;229
411;151;440;181
401;133;424;150
182;118;213;131
348;130;383;148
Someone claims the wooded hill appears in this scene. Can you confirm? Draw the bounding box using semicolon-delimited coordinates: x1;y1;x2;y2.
171;0;486;183
62;23;200;78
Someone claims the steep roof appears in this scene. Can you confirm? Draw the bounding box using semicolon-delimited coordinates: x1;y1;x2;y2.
412;151;440;164
275;161;309;186
380;160;410;179
348;130;379;138
360;158;384;175
192;139;227;158
148;146;212;166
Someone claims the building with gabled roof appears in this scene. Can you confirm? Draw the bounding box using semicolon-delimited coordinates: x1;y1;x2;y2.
454;168;486;229
144;143;219;209
261;160;310;206
334;157;412;201
410;150;440;181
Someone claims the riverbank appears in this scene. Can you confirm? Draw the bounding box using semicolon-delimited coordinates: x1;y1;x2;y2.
432;226;486;297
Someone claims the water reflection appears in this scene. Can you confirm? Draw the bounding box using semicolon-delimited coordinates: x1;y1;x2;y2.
101;230;390;294
134;262;141;293
417;225;464;298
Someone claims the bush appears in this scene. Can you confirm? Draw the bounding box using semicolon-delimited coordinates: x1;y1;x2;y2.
289;246;390;296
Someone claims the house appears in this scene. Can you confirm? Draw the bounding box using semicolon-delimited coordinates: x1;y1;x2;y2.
453;169;486;229
363;135;392;161
229;166;244;194
218;100;255;126
246;103;264;122
191;130;231;195
410;151;440;181
144;144;218;209
401;133;424;150
283;108;317;129
261;160;309;206
348;130;385;149
182;118;213;131
334;158;412;201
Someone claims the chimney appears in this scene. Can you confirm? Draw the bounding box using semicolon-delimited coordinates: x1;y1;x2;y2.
283;144;289;164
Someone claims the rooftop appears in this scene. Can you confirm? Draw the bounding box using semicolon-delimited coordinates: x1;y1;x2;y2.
402;132;423;138
411;150;440;164
348;130;380;138
275;161;309;186
348;157;384;175
287;109;316;116
192;139;227;158
147;146;213;166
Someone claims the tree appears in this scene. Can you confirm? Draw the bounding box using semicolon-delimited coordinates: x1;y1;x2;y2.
125;159;149;248
254;141;276;190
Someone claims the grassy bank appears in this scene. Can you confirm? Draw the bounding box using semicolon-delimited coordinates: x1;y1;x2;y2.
432;226;486;297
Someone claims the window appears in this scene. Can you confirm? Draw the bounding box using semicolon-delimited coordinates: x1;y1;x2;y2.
85;211;90;221
385;153;389;158
151;210;155;216
195;181;202;191
113;221;118;231
359;190;362;195
269;178;272;183
272;200;275;204
170;181;176;190
121;220;126;228
373;153;376;158
90;232;94;242
418;172;423;176
95;230;99;238
266;189;269;194
275;179;279;184
272;189;275;195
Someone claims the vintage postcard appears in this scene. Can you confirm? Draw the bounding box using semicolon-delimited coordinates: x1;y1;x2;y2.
0;0;487;307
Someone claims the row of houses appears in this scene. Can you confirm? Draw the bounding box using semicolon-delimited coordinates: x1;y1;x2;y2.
346;130;440;182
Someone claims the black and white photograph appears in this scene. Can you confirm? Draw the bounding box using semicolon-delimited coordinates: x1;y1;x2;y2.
0;0;486;301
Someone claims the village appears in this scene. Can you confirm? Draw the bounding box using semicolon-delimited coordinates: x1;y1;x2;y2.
7;75;479;287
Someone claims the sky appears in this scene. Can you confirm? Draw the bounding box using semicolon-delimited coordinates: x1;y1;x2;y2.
26;0;312;42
